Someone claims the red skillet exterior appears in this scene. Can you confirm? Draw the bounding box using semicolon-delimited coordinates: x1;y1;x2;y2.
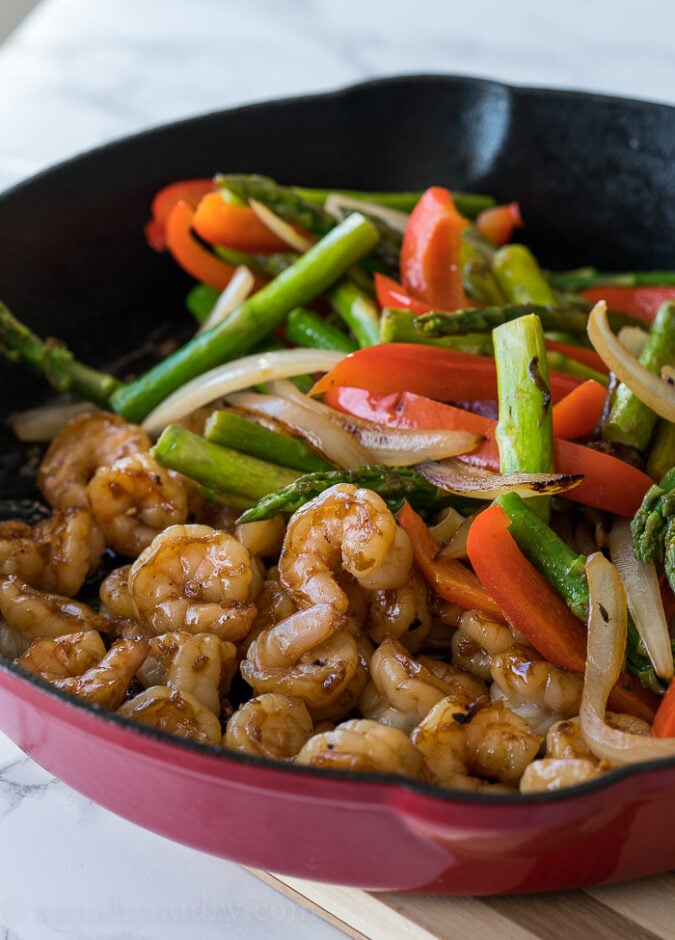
1;660;674;894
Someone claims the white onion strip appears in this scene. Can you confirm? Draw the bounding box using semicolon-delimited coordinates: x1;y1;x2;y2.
587;301;675;422
8;400;99;442
416;458;584;499
248;199;315;252
196;266;255;334
324;193;410;233
579;552;675;763
606;517;673;679
141;349;344;436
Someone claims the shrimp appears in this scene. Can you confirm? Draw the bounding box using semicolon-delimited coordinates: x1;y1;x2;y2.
296;718;423;779
367;570;432;652
149;631;237;715
520;758;603;793
117;685;222;745
463;702;544;787
410;697;469;785
279;484;413;612
0;575;111;641
128;524;259;641
16;630;107;680
0;507;104;596
87;452;189;557
235;515;286;559
38;411;151;509
240;604;360;713
99;564;138;621
489;647;584;736
450;609;519;681
224;693;314;760
545;717;594;760
48;638;149;710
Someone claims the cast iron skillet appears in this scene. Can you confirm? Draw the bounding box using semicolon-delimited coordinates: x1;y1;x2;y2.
0;75;674;894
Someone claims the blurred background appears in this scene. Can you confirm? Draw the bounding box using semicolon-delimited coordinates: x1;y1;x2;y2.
0;0;39;42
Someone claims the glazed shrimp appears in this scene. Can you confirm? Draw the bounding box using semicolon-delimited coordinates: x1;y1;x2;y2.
0;507;104;596
279;484;413;612
149;631;237;715
240;604;360;712
87;452;189;557
463;702;543;787
129;524;259;641
224;693;314;759
410;696;470;786
450;609;519;681
99;565;139;622
489;647;584;736
117;685;222;745
296;718;423;778
520;758;603;793
16;630;106;680
0;575;111;642
49;638;149;710
38;411;151;509
367;570;432;652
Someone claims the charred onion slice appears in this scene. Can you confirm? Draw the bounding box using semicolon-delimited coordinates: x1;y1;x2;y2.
416;458;583;499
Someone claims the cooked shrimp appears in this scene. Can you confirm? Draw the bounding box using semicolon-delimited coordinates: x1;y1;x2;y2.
0;575;111;641
117;685;222;745
129;524;258;640
99;565;138;621
240;604;359;713
279;483;412;612
235;515;286;559
520;758;603;793
149;631;237;715
410;697;469;785
0;507;104;596
50;638;149;710
16;630;106;680
87;452;189;557
451;609;519;681
296;718;423;778
224;693;314;759
464;702;544;787
545;717;594;760
367;570;432;652
489;647;584;736
310;629;374;724
38;411;151;509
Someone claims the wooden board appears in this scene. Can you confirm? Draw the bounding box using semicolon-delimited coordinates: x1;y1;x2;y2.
250;869;675;940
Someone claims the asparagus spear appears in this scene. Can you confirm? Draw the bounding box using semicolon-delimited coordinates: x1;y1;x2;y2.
292;186;495;218
152;425;300;501
631;466;675;590
647;420;675;482
237;464;456;523
492;244;558;305
0;302;123;407
328;281;381;347
381;304;591;337
548;267;675;292
602;300;675;451
284;307;357;353
214;246;298;278
497;490;669;694
110;212;379;423
204;409;334;473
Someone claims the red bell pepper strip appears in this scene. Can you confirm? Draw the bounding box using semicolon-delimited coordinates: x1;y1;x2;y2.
652;679;675;737
475;201;523;247
374;272;437;313
466;503;657;722
580;286;675;324
397;502;507;623
324;386;653;517
164;200;239;292
400;187;471;311
144;178;217;251
191;191;293;253
310;343;580;404
550;379;608;440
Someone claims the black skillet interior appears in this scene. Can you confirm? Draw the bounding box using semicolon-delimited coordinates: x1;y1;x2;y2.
0;74;673;487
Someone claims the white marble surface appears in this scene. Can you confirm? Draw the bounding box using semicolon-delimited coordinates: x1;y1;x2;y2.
0;1;674;937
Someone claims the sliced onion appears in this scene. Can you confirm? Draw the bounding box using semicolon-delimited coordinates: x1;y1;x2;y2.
416;458;584;499
428;506;467;542
324;193;410;233
225;389;372;468
196;265;255;334
436;514;477;560
579;552;675;763
248;199;315;252
588;301;675;422
9;400;99;442
606;517;673;679
141;349;343;436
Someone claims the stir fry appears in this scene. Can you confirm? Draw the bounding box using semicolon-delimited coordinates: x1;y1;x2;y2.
1;175;675;795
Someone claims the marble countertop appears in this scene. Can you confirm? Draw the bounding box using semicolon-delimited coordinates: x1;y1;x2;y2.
0;1;674;937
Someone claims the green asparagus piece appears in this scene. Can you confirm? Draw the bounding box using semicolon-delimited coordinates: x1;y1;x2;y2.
284;307;357;353
544;351;608;386
493;313;554;519
109;212;379;423
0;302;123;408
631;466;675;591
292;186;495;218
492;244;558;306
460;233;507;305
647;420;675;482
152;425;300;501
497;491;669;694
204;409;334;473
185;283;221;324
214;246;298;278
603;301;675;450
381;304;590;337
548;267;675;292
379;311;494;355
237;464;456;523
329;281;381;347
